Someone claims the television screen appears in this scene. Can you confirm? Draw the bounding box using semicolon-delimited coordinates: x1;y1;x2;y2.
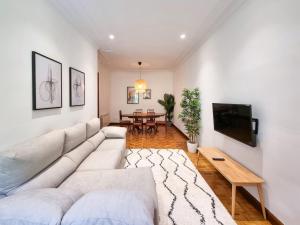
212;103;256;147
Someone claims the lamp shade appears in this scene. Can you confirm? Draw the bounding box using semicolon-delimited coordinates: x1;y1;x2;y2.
134;79;147;93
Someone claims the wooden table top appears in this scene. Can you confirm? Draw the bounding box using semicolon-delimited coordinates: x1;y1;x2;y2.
122;112;165;118
199;147;264;185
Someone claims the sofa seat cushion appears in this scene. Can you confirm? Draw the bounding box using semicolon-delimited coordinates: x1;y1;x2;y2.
101;126;127;139
62;190;154;225
86;118;100;138
96;139;126;153
86;131;105;148
59;168;158;224
64;141;94;165
0;130;65;194
77;150;122;171
9;157;77;195
59;168;157;203
64;123;87;153
0;188;82;225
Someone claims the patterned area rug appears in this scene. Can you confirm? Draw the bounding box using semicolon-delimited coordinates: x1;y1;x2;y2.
125;149;236;225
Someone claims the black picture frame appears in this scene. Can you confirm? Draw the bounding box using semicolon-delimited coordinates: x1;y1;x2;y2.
143;89;151;99
127;86;139;104
32;51;62;110
69;67;85;107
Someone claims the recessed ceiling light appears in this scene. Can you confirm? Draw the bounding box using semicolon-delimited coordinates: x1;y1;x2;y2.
109;34;115;40
180;33;186;39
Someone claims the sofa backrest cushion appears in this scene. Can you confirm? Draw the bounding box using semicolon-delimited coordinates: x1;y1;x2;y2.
86;131;105;148
9;157;77;195
0;188;82;225
86;118;100;138
64;142;95;165
64;123;86;153
0;130;65;195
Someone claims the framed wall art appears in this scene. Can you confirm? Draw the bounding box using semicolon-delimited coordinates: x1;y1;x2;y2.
143;89;151;99
127;86;139;104
32;51;62;110
69;67;85;106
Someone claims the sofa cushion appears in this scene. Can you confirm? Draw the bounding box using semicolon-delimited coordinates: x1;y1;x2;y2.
86;118;100;138
59;168;159;224
86;131;105;148
64;141;94;165
101;126;127;139
59;168;157;200
64;123;86;153
0;130;65;194
96;139;126;153
0;188;82;225
62;190;154;225
9;157;77;195
77;149;122;171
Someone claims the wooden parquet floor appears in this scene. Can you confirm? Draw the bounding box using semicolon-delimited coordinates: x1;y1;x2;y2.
126;125;272;225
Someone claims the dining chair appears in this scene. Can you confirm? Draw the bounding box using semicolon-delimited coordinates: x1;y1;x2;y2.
145;111;157;134
132;111;143;134
156;114;167;132
147;109;154;121
119;110;132;131
135;109;144;123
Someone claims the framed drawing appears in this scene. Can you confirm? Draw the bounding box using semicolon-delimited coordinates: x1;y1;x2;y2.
69;67;85;106
32;51;62;110
127;86;139;104
143;89;151;99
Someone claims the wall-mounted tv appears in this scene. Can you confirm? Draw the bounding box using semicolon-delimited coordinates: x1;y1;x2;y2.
212;103;258;147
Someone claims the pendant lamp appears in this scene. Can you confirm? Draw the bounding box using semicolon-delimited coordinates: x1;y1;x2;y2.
134;61;147;93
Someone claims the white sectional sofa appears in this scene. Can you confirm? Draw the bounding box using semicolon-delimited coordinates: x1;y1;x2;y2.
0;118;158;225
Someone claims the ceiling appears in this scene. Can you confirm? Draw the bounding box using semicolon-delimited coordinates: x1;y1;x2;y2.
50;0;243;69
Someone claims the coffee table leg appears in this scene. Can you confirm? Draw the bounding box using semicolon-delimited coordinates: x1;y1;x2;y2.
257;184;267;219
232;184;236;218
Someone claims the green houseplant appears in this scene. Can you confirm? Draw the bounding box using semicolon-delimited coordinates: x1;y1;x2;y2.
178;88;201;153
158;93;175;126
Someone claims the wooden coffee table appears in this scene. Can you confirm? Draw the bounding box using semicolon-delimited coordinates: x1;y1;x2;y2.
198;147;266;219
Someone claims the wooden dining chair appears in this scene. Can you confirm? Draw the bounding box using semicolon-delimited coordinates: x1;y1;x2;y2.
156;114;167;132
145;111;157;134
132;111;143;134
119;110;132;131
146;109;154;123
135;109;144;123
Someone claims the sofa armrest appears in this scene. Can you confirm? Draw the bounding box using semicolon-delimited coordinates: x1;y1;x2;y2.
101;126;127;139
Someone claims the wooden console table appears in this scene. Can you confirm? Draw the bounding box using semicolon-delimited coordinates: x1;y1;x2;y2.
198;147;266;219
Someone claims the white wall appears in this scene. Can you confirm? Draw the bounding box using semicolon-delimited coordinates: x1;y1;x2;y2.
0;0;98;149
98;54;111;116
110;70;173;122
173;0;300;224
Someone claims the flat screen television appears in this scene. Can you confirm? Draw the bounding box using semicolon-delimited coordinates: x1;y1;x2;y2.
212;103;258;147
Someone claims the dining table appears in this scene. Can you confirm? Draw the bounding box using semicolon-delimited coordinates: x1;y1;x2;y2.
121;112;167;130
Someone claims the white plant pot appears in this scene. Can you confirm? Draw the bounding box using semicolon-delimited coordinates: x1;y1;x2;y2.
187;141;198;153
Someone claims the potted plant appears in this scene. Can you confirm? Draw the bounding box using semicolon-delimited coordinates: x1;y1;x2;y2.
158;93;175;126
178;88;201;153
